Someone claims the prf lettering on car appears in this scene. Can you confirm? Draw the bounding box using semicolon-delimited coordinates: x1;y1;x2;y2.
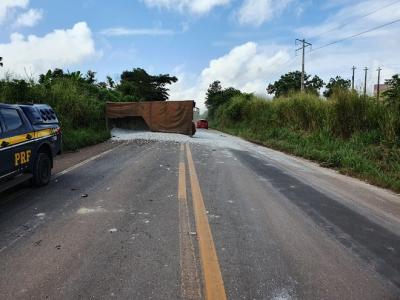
15;150;32;166
0;103;62;192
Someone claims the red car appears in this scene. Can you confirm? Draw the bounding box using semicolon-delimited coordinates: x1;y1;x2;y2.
196;119;209;129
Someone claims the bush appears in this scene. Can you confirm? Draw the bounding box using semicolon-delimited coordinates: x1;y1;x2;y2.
212;90;400;191
0;76;112;150
62;128;111;151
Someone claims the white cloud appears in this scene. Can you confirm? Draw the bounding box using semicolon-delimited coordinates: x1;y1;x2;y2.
297;0;400;93
299;0;400;41
170;42;293;110
142;0;230;15
14;8;43;27
171;0;400;110
0;22;97;77
0;0;29;23
237;0;292;27
200;42;290;89
101;27;175;36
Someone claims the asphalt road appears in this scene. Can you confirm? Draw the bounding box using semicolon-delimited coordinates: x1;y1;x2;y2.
0;130;400;299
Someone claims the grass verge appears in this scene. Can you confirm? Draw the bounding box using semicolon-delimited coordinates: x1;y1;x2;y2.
62;128;111;152
213;125;400;193
212;92;400;192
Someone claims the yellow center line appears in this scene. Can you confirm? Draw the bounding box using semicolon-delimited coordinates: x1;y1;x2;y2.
185;144;227;300
178;144;202;300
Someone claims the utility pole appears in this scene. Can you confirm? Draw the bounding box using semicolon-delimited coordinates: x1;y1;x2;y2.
351;66;356;90
296;39;312;92
376;67;382;101
363;67;368;97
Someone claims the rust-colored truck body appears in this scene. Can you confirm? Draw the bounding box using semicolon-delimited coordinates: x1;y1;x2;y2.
106;101;195;136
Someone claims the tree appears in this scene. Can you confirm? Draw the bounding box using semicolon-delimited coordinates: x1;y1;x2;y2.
117;68;178;101
205;81;242;119
206;80;222;98
106;76;115;89
267;71;324;97
68;71;83;82
39;69;65;86
382;74;400;106
97;82;108;89
39;69;86;86
323;76;351;98
85;70;97;84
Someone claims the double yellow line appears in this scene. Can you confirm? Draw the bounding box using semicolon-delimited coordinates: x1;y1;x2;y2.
178;144;227;300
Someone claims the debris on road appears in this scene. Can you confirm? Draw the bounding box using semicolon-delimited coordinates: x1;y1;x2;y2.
112;128;195;143
35;213;46;219
77;207;106;215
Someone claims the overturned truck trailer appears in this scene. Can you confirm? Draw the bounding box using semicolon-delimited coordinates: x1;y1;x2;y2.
106;101;196;136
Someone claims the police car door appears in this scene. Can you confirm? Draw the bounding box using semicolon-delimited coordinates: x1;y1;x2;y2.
0;118;8;177
0;107;33;177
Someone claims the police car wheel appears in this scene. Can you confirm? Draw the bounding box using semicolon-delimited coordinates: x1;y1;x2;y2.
33;153;51;186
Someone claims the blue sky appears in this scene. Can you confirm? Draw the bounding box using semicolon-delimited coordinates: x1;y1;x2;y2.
1;0;400;109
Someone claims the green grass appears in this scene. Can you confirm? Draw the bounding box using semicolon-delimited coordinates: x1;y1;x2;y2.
213;92;400;192
62;128;111;152
1;76;113;152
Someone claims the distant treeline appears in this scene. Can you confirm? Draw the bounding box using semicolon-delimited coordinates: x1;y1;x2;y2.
0;68;178;150
207;73;400;191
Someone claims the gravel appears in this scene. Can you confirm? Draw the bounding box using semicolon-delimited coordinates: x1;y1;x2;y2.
111;127;242;147
111;128;195;143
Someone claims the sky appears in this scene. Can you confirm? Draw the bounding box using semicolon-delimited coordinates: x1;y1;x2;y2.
0;0;399;110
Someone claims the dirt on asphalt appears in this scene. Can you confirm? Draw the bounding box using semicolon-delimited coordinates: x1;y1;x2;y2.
53;140;122;174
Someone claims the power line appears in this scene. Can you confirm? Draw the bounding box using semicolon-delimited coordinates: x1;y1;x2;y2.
263;54;298;82
313;0;400;39
312;17;400;51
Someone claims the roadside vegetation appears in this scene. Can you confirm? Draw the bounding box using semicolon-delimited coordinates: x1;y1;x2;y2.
207;73;400;192
0;68;177;151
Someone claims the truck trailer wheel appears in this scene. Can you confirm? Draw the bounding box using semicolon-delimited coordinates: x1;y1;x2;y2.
191;122;196;136
32;153;52;186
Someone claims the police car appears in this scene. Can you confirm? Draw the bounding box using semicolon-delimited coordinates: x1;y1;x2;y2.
0;103;62;192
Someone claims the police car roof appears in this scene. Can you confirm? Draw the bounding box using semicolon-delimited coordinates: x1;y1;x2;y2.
0;103;19;109
0;103;51;109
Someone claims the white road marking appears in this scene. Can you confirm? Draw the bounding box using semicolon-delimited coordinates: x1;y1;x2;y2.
0;222;42;253
1;145;123;254
53;144;123;179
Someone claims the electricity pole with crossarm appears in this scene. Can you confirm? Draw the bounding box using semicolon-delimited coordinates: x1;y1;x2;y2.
296;39;312;93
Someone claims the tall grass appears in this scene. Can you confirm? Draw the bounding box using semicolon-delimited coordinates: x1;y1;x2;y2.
213;91;400;191
0;77;111;151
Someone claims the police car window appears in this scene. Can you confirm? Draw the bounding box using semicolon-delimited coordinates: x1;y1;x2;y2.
0;108;24;132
